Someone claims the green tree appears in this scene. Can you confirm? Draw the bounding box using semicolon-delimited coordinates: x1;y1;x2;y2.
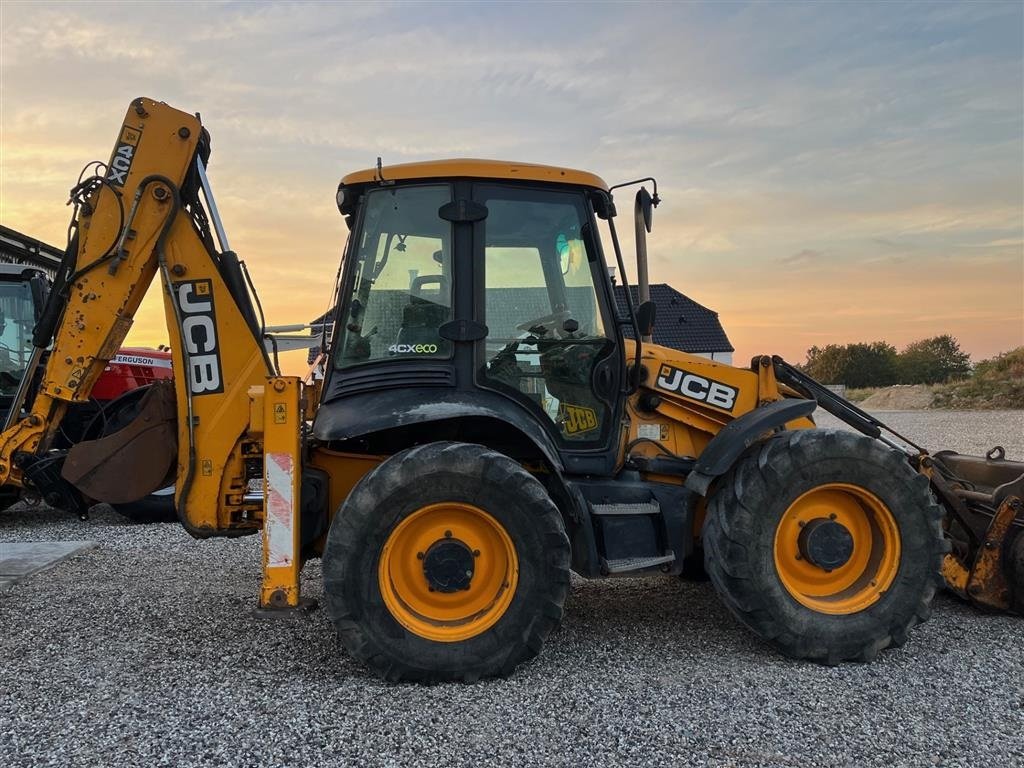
897;335;972;384
804;344;849;384
803;342;897;387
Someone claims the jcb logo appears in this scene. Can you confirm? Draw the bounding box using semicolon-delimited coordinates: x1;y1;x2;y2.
174;280;224;395
559;403;599;435
656;365;738;411
107;125;141;187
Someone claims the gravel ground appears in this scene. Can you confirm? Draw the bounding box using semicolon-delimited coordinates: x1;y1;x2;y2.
2;410;1023;768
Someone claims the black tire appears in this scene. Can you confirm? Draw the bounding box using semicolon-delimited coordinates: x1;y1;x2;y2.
0;487;20;513
703;428;948;664
112;488;177;523
323;441;571;683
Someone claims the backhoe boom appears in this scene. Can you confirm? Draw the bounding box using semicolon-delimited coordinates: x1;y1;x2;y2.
0;98;278;538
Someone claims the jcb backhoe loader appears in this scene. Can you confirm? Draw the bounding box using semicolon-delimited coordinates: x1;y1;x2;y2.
1;98;1020;681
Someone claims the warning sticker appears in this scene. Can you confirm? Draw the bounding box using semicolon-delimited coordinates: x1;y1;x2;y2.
637;424;662;440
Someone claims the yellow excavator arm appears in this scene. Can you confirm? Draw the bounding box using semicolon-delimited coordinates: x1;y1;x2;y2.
0;98;283;539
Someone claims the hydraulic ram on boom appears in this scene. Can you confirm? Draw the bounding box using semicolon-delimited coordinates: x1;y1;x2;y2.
0;98;307;607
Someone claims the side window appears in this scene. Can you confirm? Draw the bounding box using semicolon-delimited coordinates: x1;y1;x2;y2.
479;188;613;443
334;186;452;367
0;280;36;387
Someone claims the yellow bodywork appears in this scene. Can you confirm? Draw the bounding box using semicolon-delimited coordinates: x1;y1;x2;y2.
623;340;814;473
341;158;609;191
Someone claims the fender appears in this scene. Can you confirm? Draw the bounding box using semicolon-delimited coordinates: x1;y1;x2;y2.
311;387;565;472
684;398;817;496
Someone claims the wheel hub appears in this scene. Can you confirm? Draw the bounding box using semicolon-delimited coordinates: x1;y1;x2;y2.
422;538;475;592
798;517;855;571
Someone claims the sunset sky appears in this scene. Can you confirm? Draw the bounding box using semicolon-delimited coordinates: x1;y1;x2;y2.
2;1;1021;372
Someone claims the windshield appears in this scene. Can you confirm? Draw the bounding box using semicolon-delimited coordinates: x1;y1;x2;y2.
334;185;453;368
0;279;36;394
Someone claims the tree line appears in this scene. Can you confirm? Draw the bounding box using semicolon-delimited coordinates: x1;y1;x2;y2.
802;335;972;388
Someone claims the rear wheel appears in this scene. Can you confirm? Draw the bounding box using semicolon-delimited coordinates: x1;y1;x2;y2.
0;487;20;513
323;441;571;682
112;487;176;523
703;429;947;664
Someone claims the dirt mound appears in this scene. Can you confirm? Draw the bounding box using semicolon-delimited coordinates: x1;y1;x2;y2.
859;385;935;410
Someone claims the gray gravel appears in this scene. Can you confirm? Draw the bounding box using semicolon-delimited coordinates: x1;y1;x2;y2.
2;410;1023;767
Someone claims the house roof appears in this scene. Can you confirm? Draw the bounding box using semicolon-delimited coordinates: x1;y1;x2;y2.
615;283;733;354
0;224;62;277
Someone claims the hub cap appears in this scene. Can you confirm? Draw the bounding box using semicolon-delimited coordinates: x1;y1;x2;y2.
422;538;475;593
797;518;855;571
774;483;901;615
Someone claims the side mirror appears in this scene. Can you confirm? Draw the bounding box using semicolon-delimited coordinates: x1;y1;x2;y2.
24;270;51;322
637;300;656;337
636;187;654;233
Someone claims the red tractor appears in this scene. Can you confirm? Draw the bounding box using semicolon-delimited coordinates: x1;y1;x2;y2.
92;346;173;401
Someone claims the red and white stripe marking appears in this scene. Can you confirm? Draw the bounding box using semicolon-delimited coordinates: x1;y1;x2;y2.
264;452;295;568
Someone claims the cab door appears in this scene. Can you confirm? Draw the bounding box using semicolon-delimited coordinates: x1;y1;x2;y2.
473;183;622;472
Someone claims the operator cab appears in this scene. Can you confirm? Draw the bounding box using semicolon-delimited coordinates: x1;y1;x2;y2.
320;159;628;471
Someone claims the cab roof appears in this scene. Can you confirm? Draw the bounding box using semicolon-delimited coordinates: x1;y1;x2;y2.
340;159;609;192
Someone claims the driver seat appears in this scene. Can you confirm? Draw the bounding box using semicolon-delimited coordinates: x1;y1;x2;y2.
396;275;450;348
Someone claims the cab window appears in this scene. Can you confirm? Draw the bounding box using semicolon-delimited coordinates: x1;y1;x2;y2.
334;185;453;367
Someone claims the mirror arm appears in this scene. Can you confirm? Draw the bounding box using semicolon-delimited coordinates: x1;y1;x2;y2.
608;177;661;207
606;215;643;393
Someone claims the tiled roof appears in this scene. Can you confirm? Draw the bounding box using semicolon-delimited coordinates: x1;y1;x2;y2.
615;284;733;353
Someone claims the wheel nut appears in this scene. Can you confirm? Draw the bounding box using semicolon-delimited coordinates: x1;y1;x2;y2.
444;530;452;539
472;549;480;557
416;552;424;560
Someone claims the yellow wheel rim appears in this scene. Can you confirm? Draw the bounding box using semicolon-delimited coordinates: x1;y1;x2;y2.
773;483;900;615
378;502;519;642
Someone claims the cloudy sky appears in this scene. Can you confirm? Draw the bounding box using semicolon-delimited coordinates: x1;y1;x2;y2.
2;1;1021;369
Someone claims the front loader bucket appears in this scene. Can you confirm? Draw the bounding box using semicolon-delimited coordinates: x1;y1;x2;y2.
61;381;178;504
927;447;1024;614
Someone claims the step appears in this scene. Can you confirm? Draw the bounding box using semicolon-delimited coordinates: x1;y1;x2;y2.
589;501;660;517
602;551;675;574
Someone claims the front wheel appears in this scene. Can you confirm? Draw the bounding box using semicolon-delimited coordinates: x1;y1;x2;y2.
703;429;947;664
322;442;571;682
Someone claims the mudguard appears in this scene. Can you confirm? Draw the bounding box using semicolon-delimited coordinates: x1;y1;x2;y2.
312;388;565;472
684;398;816;496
